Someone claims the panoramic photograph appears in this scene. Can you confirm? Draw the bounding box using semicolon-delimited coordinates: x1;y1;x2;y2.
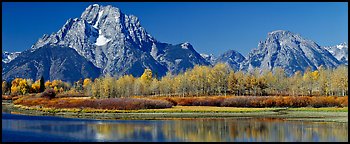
2;2;348;142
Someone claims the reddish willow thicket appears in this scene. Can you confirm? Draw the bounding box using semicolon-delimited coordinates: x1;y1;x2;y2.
13;95;348;109
152;96;348;108
2;63;348;98
14;97;173;110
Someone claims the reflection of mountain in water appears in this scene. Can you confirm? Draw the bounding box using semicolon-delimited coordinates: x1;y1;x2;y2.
2;114;348;142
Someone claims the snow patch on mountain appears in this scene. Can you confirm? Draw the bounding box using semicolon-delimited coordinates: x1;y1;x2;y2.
95;30;111;46
93;10;104;29
2;51;21;63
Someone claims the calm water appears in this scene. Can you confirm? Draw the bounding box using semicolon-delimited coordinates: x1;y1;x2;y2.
2;113;348;142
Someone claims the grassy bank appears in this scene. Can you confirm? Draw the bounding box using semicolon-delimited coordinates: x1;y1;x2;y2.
288;107;348;112
3;103;347;122
12;105;282;113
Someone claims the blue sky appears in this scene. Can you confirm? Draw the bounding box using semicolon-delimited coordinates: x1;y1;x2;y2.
2;2;348;56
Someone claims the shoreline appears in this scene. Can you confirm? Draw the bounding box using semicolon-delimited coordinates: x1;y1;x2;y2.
2;102;348;122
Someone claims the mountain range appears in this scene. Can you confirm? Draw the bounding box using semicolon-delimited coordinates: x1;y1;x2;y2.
2;4;348;82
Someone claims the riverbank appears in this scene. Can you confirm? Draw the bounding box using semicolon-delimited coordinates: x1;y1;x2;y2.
2;101;348;122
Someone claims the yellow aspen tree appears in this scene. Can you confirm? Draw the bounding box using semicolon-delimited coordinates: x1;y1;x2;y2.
159;72;173;96
19;79;29;95
31;80;41;93
228;70;238;95
45;80;52;89
140;69;153;95
302;68;313;96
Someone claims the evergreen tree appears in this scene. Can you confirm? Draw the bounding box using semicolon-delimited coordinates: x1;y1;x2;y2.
39;76;45;92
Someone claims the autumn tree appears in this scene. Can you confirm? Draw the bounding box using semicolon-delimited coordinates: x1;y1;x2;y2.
2;81;10;95
332;66;348;96
288;71;302;96
11;78;29;95
159;72;173;96
302;68;313;96
101;75;115;98
235;71;246;96
227;70;238;95
150;78;160;96
317;67;331;96
311;70;320;95
83;78;93;96
263;71;276;95
116;75;135;97
209;63;230;95
31;80;41;93
124;75;136;97
257;76;268;96
74;78;84;92
273;68;288;95
133;78;142;96
173;72;189;97
244;74;253;95
140;69;153;95
91;78;102;98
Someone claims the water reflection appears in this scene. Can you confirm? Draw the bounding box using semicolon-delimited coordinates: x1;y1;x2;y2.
2;114;348;142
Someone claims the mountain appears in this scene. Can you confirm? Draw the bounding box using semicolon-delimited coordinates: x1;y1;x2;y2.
215;50;245;71
200;53;216;65
240;30;341;76
2;51;21;63
29;4;208;78
2;46;101;82
151;42;210;74
324;42;348;65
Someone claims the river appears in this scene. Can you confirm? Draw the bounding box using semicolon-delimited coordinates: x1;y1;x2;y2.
2;112;348;142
